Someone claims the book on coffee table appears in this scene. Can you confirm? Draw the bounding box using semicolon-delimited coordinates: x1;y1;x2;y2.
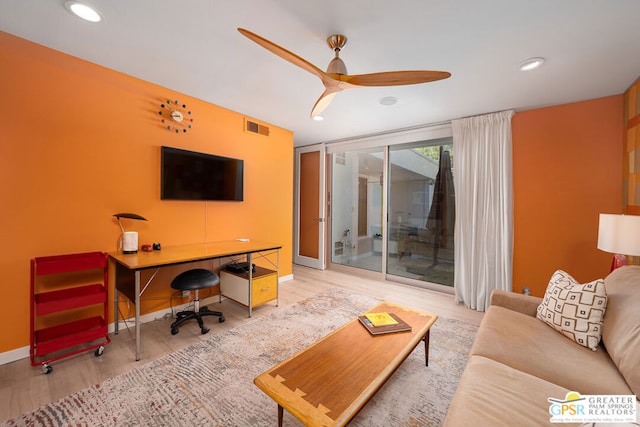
359;312;412;335
364;312;398;326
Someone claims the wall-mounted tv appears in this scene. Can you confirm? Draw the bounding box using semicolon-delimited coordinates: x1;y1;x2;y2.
161;146;244;201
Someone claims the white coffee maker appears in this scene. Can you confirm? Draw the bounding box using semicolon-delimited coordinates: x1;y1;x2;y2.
114;213;147;254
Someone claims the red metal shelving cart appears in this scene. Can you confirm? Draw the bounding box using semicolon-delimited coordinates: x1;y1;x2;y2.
30;251;110;374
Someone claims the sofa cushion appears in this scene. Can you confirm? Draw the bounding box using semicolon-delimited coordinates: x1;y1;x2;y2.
443;355;581;427
601;265;640;397
472;305;632;395
536;270;607;351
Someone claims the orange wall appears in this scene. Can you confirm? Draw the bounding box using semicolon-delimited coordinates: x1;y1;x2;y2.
0;32;294;354
512;95;624;296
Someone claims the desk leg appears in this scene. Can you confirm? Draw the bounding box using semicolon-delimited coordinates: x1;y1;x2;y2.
247;253;253;318
114;287;119;335
276;249;280;307
424;329;430;367
135;270;141;361
278;404;283;427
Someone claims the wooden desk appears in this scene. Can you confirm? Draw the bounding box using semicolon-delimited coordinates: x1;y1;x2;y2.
254;302;437;427
109;240;281;361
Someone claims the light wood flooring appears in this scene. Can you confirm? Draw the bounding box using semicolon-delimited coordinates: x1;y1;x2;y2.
0;264;483;421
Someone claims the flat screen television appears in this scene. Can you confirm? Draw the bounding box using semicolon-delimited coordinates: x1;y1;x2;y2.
161;146;244;201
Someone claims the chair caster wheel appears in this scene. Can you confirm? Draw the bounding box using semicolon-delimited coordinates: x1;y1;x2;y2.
219;316;225;323
95;346;105;357
171;327;179;335
42;364;53;374
201;326;210;335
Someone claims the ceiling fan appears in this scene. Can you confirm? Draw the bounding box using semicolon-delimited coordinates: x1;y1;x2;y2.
238;28;451;118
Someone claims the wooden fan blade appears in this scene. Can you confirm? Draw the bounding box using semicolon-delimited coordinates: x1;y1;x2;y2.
238;28;330;83
344;70;451;87
310;89;339;118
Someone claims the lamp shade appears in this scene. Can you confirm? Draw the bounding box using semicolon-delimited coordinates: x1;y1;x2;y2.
597;214;640;256
113;213;147;221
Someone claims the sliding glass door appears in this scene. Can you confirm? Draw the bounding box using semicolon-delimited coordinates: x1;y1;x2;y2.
387;139;454;286
329;137;454;288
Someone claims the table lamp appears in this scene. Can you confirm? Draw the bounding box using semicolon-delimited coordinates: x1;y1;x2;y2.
113;213;147;254
597;213;640;271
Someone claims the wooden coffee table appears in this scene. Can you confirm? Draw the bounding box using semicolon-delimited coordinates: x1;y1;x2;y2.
254;301;437;427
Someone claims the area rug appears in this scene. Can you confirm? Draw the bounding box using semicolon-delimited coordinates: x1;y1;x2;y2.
3;288;477;426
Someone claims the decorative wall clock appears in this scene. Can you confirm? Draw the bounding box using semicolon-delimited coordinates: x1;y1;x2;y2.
158;100;193;133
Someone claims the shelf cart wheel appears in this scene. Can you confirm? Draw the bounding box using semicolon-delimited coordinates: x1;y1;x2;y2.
171;327;179;335
219;316;225;323
95;346;105;357
42;363;53;374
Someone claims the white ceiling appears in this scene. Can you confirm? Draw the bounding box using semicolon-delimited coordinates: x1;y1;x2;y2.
2;0;640;147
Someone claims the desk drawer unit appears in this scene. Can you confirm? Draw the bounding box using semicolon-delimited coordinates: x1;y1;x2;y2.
220;267;277;308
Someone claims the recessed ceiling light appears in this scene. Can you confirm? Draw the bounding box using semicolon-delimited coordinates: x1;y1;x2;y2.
519;57;545;71
65;1;102;22
380;96;399;106
312;115;324;121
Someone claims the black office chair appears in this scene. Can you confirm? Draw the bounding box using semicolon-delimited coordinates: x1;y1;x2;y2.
170;269;225;335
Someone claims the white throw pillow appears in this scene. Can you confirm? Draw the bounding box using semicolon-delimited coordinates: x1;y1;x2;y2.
536;270;607;351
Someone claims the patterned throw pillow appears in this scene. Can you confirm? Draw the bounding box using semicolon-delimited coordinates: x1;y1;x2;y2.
536;270;607;351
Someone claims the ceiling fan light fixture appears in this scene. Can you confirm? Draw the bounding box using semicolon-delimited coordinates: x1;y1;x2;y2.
519;57;545;71
326;34;348;74
327;57;348;75
312;115;325;121
64;1;102;22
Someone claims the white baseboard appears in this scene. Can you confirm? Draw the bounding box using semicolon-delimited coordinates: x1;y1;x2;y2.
1;274;294;366
279;273;293;282
0;346;30;366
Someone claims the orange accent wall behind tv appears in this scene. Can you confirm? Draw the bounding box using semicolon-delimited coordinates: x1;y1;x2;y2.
512;95;624;296
0;32;293;354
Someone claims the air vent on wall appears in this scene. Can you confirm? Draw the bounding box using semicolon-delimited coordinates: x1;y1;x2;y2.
244;118;270;136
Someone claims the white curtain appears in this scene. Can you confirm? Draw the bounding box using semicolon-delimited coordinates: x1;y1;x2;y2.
452;110;514;311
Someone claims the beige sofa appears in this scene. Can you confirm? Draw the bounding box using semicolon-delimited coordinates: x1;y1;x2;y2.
444;266;640;426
